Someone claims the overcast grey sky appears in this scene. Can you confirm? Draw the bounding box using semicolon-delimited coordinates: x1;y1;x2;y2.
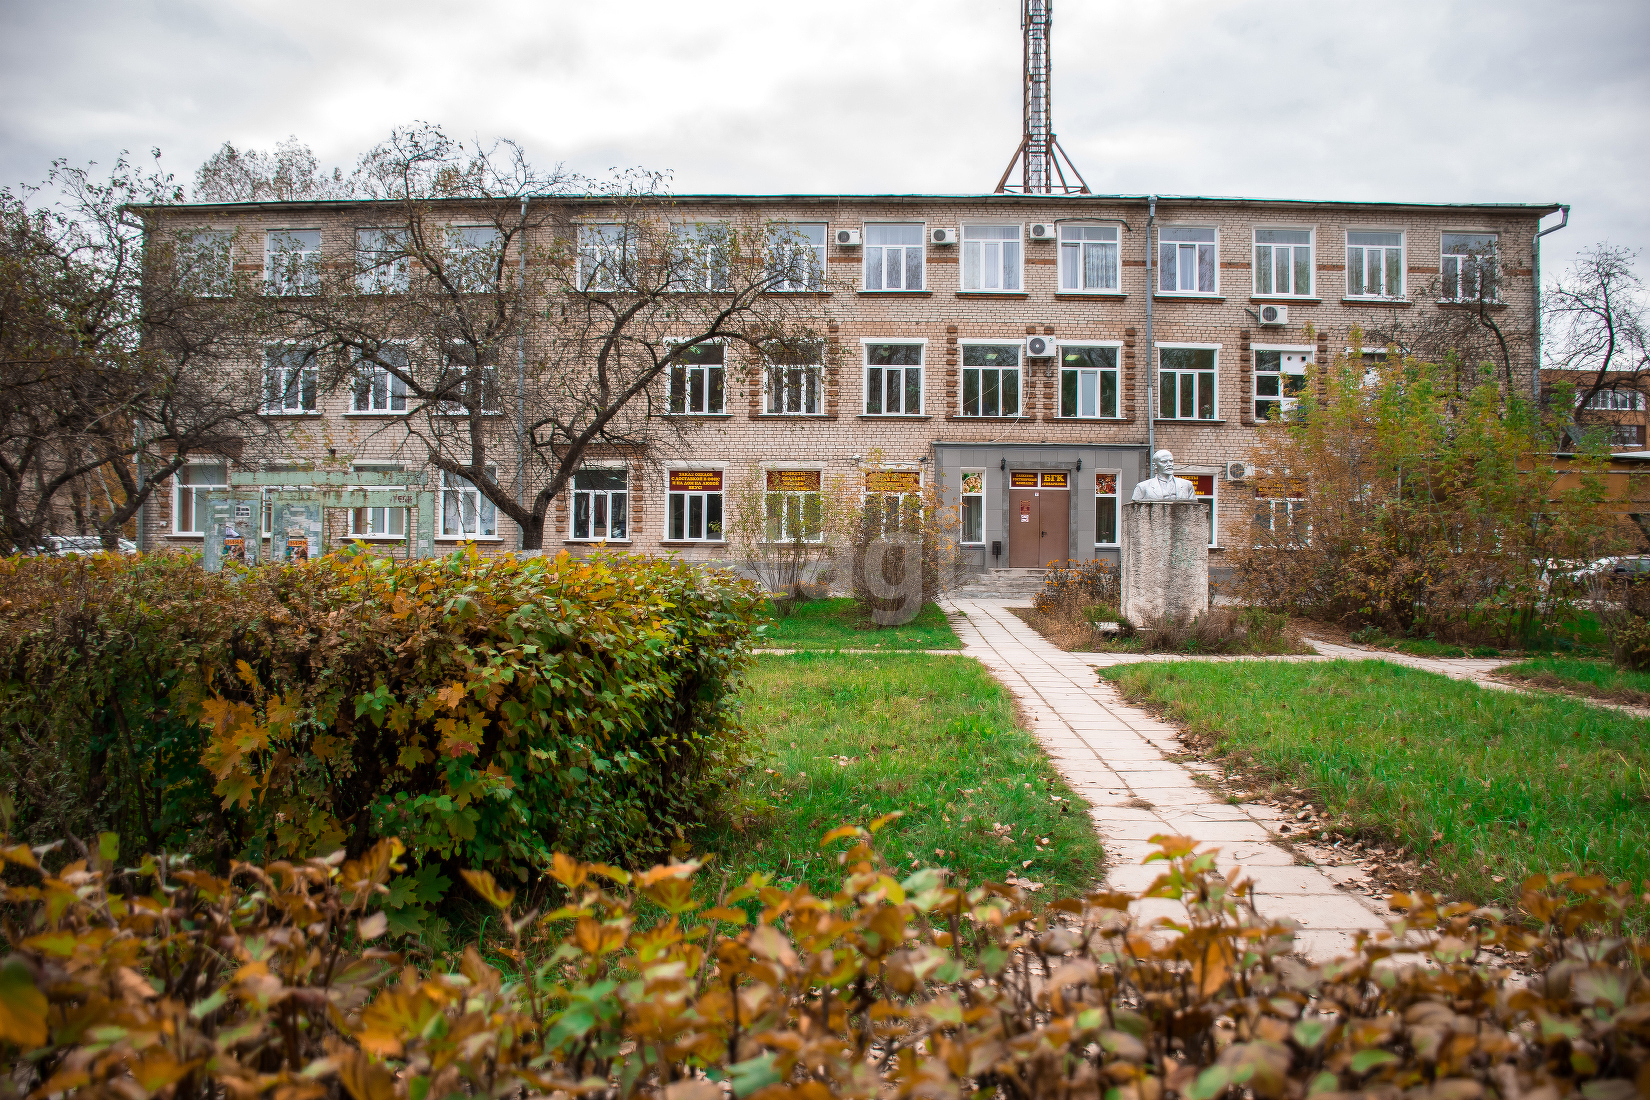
2;0;1644;274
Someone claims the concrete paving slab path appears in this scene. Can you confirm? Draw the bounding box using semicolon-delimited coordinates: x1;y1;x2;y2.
942;596;1391;959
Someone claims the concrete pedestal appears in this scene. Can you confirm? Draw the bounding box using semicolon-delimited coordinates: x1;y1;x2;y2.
1120;501;1209;625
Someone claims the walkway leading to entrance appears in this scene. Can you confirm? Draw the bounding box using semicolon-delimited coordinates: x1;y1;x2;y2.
944;596;1390;960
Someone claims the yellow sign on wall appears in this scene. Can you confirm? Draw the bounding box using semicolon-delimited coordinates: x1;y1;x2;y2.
766;469;821;492
864;470;920;492
669;470;723;493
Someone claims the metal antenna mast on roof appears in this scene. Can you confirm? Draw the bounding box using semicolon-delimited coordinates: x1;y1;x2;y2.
994;0;1090;195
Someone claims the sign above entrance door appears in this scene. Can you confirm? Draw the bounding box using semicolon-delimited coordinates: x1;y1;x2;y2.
1011;470;1069;488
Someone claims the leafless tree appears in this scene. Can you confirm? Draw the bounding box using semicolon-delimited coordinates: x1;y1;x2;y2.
0;154;274;553
193;136;353;203
1543;245;1648;429
262;124;831;550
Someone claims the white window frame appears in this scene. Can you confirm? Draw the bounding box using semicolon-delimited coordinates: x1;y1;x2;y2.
1346;229;1405;299
348;463;408;541
1252;346;1313;423
1058;223;1121;293
862;467;923;538
764;467;826;544
1157;226;1218;295
767;222;826;292
355;228;410;293
1194;475;1218;548
1094;470;1120;547
172;461;228;536
668;221;731;293
577;223;629;291
960;224;1023;292
862;339;925;416
960;469;985;546
765;349;824;415
668;342;726;415
1581;388;1648;412
436;356;501;416
350;346;411;414
262;345;319;415
1252;226;1314;298
666;468;726;543
1441;231;1500;303
958;340;1022;417
862;223;925;292
569;466;630;542
444;224;503;294
439;468;499;540
175;228;234;297
1057;343;1122;419
1253;474;1309;546
264;229;321;295
1157;344;1220;421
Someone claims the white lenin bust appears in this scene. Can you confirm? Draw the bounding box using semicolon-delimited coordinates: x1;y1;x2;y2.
1131;449;1198;501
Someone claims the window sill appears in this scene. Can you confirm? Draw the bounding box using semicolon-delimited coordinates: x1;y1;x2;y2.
168;533;206;540
1341;296;1413;307
1153;294;1226;302
955;291;1028;299
659;540;728;547
756;413;834;419
436;536;505;542
1154;418;1226;424
436;411;507;417
346;535;410;542
344;411;410;417
1249;296;1321;304
262;411;323;419
1436;300;1508;310
857;291;933;297
1051;416;1128;422
945;415;1033;422
1053;292;1126;300
760;290;832;298
662;412;733;419
563;539;633;545
857;414;932;420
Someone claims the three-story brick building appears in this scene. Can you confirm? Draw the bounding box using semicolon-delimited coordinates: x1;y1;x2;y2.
139;191;1561;577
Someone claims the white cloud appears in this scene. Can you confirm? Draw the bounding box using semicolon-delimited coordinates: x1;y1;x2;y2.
0;0;1644;272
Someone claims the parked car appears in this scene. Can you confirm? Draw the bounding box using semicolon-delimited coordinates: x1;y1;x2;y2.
1565;555;1650;582
42;534;137;556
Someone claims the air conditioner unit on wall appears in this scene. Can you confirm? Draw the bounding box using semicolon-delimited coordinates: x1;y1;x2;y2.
836;228;861;247
1226;461;1254;482
1028;223;1056;240
1025;335;1054;358
931;227;958;245
1257;304;1289;325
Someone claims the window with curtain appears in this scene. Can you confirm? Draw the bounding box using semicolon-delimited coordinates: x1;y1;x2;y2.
1158;227;1216;294
1059;224;1119;292
863;224;924;291
961;225;1022;291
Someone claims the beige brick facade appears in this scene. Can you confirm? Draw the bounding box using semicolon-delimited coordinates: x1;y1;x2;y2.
141;193;1556;574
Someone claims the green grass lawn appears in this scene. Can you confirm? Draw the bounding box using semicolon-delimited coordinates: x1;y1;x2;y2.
1498;656;1650;707
694;652;1103;898
1101;659;1650;906
758;597;961;650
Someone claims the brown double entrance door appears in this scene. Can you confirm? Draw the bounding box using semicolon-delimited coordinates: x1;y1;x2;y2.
1007;471;1070;568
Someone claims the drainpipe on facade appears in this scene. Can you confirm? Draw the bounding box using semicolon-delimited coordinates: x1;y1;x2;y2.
1144;196;1157;462
516;196;529;548
1532;204;1570;406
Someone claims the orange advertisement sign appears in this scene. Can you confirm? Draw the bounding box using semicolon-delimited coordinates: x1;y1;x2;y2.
669;469;723;493
1193;475;1214;497
864;470;920;493
1010;471;1039;487
1095;473;1117;495
1040;471;1068;489
766;469;821;492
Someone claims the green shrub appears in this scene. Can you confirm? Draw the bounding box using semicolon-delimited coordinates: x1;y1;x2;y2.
0;549;761;916
1611;614;1650;671
3;829;1648;1100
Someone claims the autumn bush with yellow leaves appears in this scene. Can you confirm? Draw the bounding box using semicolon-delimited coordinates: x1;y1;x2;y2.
3;823;1649;1100
0;549;761;927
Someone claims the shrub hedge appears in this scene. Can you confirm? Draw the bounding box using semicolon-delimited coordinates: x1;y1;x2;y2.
2;828;1647;1100
0;549;761;918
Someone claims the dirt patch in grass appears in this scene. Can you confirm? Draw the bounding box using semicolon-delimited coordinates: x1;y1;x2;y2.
1494;657;1650;709
1009;606;1312;656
